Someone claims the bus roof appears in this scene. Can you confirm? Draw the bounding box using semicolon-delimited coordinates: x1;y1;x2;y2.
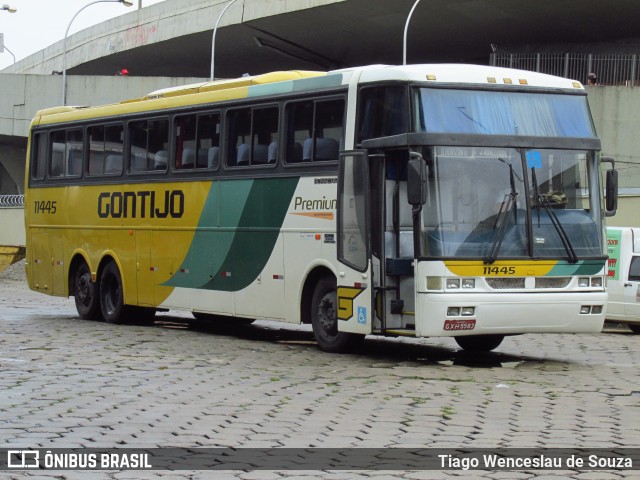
337;64;585;90
33;64;584;126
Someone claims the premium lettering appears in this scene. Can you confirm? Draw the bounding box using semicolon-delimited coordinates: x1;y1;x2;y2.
98;190;184;218
293;196;337;211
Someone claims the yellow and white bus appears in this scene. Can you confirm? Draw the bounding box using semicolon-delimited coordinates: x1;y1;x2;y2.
25;64;618;353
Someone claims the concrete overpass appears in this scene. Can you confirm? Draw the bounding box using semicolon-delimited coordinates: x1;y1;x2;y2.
3;0;640;79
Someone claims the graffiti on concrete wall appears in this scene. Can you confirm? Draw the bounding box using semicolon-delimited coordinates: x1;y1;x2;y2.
106;24;159;55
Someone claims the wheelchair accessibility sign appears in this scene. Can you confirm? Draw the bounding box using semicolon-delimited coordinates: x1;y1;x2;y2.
357;306;367;325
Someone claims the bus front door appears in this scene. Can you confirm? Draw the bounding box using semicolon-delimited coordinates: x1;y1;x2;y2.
375;152;417;335
337;150;417;336
336;150;373;335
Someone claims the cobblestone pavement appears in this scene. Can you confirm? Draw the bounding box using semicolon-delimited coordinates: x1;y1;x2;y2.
0;274;639;480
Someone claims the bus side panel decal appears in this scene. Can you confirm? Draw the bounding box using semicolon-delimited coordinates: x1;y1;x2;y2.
162;179;251;290
165;177;300;292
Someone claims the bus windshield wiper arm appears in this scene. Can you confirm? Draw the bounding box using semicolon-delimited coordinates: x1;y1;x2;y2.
485;163;518;264
531;168;578;264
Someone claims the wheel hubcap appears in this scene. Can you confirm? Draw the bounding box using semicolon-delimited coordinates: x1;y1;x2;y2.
77;273;91;306
317;292;337;335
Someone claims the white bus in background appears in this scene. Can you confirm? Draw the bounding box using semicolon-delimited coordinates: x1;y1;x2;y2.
606;227;640;333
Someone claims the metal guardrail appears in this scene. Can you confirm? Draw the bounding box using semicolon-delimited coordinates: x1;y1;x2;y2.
490;53;640;86
0;195;24;208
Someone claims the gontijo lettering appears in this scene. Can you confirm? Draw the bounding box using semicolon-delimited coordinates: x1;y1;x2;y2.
98;190;184;219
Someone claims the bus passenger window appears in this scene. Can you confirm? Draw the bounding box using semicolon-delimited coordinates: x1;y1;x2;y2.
314;99;344;161
175;112;221;170
104;125;124;175
286;98;344;164
49;131;64;177
253;107;278;165
88;124;124;176
47;128;84;178
227;107;277;167
88;125;105;175
66;129;83;177
31;133;47;180
286;101;312;163
129;118;169;173
175;114;196;170
227;109;251;167
197;113;221;169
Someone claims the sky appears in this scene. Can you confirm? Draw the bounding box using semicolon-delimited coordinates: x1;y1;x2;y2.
0;0;166;71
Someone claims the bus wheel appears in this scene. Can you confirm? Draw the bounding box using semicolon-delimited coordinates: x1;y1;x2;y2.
311;276;364;353
99;261;127;324
454;334;504;352
628;324;640;334
73;262;100;320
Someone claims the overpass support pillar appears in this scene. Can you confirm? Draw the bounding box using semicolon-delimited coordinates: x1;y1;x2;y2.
0;143;26;194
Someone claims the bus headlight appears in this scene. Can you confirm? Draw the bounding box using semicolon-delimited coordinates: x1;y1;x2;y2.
590;277;603;288
461;306;475;316
446;279;461;289
462;279;476;289
578;277;590;287
591;305;603;314
580;305;591;314
447;307;460;316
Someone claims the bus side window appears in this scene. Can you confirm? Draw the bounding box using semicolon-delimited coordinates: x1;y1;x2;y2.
65;128;83;177
286;98;344;164
227;107;277;167
252;107;278;165
88;124;124;176
88;125;105;175
49;130;66;178
105;124;124;175
197;112;221;169
175;112;221;170
31;132;47;180
175;114;196;170
314;99;344;161
227;108;251;167
129;118;169;173
286;101;313;164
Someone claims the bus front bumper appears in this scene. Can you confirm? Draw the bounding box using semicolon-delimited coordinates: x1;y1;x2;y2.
415;291;607;337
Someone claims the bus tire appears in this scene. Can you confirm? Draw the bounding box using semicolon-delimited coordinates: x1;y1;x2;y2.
454;334;504;352
73;261;101;320
311;276;364;353
99;261;128;324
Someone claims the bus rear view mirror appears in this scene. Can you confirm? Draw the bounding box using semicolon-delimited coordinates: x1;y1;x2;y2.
602;157;618;217
407;155;427;206
605;168;618;216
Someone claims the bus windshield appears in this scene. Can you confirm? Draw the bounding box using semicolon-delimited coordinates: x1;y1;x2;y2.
415;88;596;137
421;146;604;260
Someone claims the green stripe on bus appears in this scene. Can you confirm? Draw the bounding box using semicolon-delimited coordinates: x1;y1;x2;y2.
548;260;605;276
165;177;300;292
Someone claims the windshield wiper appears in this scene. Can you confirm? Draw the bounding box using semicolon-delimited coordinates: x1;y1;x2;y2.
485;162;518;264
530;168;578;264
